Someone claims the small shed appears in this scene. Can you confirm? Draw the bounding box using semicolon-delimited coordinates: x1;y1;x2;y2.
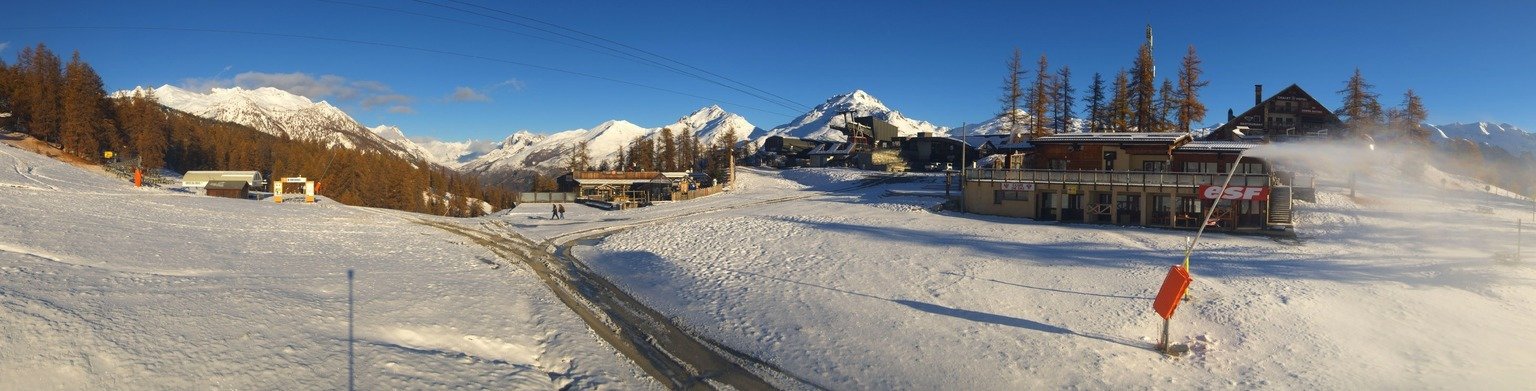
205;180;251;199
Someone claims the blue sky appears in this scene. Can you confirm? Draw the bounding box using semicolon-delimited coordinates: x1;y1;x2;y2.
3;1;1533;141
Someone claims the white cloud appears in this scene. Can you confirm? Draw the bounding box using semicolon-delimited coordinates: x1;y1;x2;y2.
0;42;9;54
181;71;415;113
490;79;525;92
449;86;491;102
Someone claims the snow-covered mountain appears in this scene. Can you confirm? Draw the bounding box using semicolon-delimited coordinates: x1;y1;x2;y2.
662;105;763;145
761;90;946;142
113;85;429;162
458;106;761;180
369;126;497;169
460;120;651;176
1429;122;1536;157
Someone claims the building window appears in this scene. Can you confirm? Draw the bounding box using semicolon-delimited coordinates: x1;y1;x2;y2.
1142;161;1169;172
1182;162;1217;173
1238;162;1267;174
1049;159;1068;170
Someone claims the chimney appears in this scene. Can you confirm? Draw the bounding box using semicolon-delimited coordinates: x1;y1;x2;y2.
1254;84;1263;106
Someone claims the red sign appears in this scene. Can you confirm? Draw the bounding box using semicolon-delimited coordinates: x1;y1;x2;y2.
1198;185;1270;201
1152;265;1192;320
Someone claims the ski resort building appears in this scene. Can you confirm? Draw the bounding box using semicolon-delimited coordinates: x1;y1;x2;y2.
1206;84;1345;141
563;170;721;209
181;171;266;189
961;133;1303;231
203;180;252;199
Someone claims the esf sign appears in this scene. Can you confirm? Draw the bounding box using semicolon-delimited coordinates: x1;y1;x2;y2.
1001;182;1036;191
1198;185;1270;201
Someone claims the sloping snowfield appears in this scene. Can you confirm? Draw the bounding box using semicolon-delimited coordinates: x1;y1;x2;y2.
0;141;649;390
6;135;1536;389
515;151;1536;389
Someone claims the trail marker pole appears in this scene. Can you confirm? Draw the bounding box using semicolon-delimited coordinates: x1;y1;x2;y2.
347;269;355;391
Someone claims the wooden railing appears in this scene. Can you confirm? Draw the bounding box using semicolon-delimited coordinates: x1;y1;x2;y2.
962;169;1271;187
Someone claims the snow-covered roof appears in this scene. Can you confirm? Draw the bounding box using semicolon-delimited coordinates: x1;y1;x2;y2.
1030;132;1191;144
1175;141;1263;154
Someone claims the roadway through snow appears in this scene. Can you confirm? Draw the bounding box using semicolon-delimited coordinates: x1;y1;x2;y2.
424;174;908;390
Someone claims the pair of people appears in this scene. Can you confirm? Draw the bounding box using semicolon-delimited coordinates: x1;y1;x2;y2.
551;203;566;220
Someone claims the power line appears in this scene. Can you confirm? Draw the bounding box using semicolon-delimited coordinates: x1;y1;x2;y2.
402;0;811;113
442;0;809;112
0;25;802;119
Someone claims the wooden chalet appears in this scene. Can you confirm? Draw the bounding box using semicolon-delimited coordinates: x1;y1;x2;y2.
962;133;1303;231
565;170;717;208
1207;84;1344;141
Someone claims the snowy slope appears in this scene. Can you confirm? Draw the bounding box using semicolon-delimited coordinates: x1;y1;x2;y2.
1430;122;1536;156
500;142;1536;389
114;85;430;162
761;90;947;142
0;142;649;389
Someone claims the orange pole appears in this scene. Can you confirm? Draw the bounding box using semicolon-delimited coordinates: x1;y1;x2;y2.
134;168;143;187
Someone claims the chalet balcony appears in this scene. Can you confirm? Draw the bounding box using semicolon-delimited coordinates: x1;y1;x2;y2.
962;169;1272;188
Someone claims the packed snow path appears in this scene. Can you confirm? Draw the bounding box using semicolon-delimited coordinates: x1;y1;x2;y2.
428;174;910;390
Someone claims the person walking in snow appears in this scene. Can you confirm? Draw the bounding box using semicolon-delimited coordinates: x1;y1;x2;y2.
557;203;566;219
552;203;560;220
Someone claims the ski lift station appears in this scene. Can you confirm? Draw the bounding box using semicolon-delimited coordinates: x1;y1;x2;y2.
181;171;266;190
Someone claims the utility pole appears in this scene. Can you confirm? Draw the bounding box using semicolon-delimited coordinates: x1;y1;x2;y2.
959;123;967;213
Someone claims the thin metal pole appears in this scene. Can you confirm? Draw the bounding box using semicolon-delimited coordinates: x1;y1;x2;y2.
347;269;355;391
1181;153;1245;272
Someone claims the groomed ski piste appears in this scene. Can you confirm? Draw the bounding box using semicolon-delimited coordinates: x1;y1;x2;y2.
3;137;1535;389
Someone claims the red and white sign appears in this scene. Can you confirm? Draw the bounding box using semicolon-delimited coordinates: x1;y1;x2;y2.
1001;182;1036;191
1198;185;1270;201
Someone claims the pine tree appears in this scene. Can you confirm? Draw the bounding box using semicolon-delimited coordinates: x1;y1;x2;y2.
1336;68;1384;135
566;140;590;173
1052;66;1075;133
121;90;169;169
1082;72;1107;132
1399;89;1429;142
998;48;1026;141
659;127;677;171
1109;70;1132;132
1027;54;1053;137
61;51;110;159
1175;45;1209;132
1157;79;1177;132
1130;26;1157;132
21;44;65;143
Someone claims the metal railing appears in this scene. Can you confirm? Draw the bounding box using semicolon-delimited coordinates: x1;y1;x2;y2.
963;169;1271;187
